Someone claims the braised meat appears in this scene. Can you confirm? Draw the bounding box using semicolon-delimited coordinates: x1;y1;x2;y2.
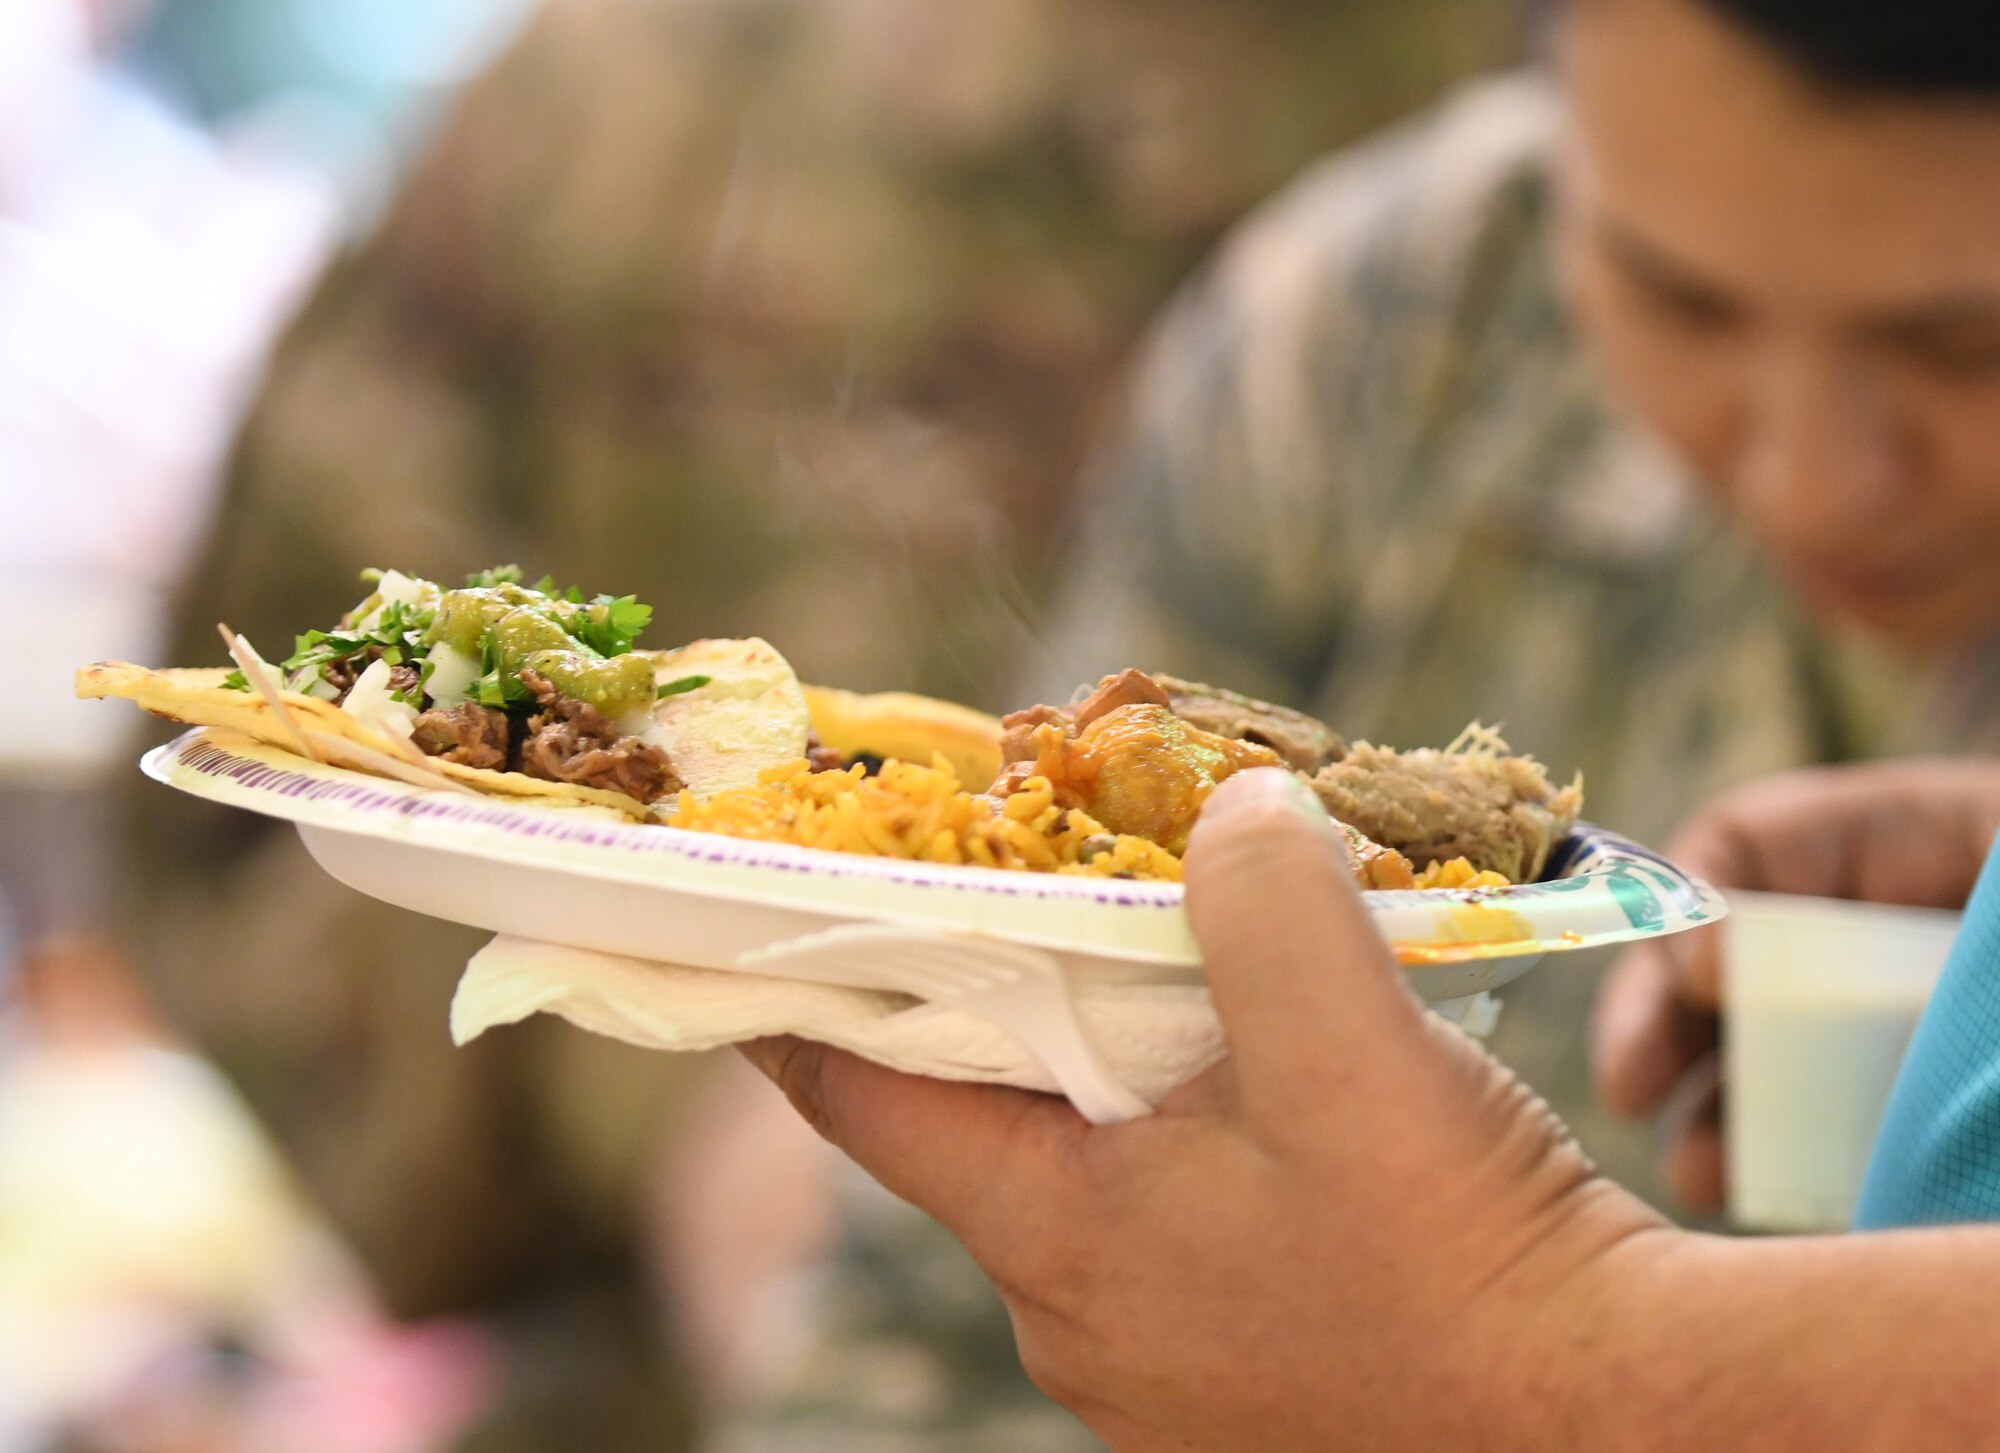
1150;675;1346;773
1307;726;1582;883
411;701;510;771
804;730;848;773
325;646;423;701
517;668;682;804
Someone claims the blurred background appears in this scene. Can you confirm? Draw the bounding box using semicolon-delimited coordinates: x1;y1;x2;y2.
0;1;1530;1447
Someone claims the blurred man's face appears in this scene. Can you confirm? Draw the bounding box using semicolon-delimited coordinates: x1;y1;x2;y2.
1557;0;2000;653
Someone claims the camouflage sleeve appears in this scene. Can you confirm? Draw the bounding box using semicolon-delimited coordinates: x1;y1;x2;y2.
1030;77;1559;708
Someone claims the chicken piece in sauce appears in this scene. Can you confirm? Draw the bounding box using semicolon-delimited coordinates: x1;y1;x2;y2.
1011;703;1280;855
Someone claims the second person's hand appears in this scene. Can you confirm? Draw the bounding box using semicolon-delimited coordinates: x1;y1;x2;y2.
1591;758;2000;1211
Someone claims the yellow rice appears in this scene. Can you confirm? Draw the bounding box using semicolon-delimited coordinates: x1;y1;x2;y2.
667;756;1516;890
1411;857;1512;892
666;756;1185;880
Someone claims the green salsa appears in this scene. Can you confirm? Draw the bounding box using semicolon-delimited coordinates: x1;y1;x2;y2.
428;585;576;658
521;648;656;716
425;583;655;718
231;568;662;717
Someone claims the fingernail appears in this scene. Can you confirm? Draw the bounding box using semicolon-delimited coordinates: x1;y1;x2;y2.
1217;766;1327;824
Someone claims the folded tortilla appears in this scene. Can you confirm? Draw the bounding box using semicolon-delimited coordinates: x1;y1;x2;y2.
77;660;658;816
79;652;1004;814
800;685;1003;791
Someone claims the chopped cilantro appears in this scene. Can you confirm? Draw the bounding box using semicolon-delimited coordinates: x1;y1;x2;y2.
266;567;661;714
275;593;438;702
473;670;532;708
656;674;711;699
221;669;249;692
575;594;652;658
471;636;533;708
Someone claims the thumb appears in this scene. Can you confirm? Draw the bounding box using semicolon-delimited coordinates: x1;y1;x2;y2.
1182;769;1433;1127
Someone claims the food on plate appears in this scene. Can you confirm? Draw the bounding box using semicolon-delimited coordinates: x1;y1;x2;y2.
669;756;1184;879
83;569;1578;890
646;637;812;795
667;668;1577;888
76;566;808;819
998;699;1283;857
1307;725;1584;885
800;684;1004;791
978;670;1579;888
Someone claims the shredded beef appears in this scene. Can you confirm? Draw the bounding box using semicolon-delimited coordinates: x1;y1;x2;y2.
1306;734;1581;883
805;730;848;773
517;668;681;804
1152;674;1347;773
325;646;425;703
411;701;511;772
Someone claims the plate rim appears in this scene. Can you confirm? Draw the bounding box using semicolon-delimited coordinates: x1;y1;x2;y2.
141;727;1726;963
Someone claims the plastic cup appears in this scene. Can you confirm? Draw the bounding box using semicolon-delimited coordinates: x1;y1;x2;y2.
1724;891;1962;1232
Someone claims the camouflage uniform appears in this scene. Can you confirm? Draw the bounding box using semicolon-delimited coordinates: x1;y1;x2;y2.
114;1;1517;1448
707;75;2000;1450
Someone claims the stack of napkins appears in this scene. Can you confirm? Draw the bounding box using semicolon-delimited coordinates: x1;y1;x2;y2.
452;937;1501;1110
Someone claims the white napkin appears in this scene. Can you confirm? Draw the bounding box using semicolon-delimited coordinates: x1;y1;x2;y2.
451;936;1501;1110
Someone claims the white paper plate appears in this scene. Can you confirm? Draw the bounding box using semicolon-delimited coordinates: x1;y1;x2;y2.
142;728;1725;1002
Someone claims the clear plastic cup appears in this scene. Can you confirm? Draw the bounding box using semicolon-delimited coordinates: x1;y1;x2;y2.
1724;891;1962;1232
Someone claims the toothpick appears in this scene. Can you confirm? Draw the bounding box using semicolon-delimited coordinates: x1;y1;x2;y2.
302;729;483;797
219;623;321;764
222;622;486;797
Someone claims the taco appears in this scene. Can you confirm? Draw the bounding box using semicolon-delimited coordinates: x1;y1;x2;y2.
76;566;810;820
799;684;1004;791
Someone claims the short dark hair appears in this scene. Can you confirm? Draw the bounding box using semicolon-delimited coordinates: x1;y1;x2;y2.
1693;0;2000;96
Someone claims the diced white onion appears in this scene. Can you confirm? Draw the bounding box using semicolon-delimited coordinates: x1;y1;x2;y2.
424;642;481;710
286;663;343;701
340;657;419;741
352;569;439;632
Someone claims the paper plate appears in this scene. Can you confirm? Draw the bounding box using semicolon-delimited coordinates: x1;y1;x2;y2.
141;728;1725;1003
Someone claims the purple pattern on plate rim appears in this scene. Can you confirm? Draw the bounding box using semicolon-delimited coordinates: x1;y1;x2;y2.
165;732;1694;911
168;734;1182;907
